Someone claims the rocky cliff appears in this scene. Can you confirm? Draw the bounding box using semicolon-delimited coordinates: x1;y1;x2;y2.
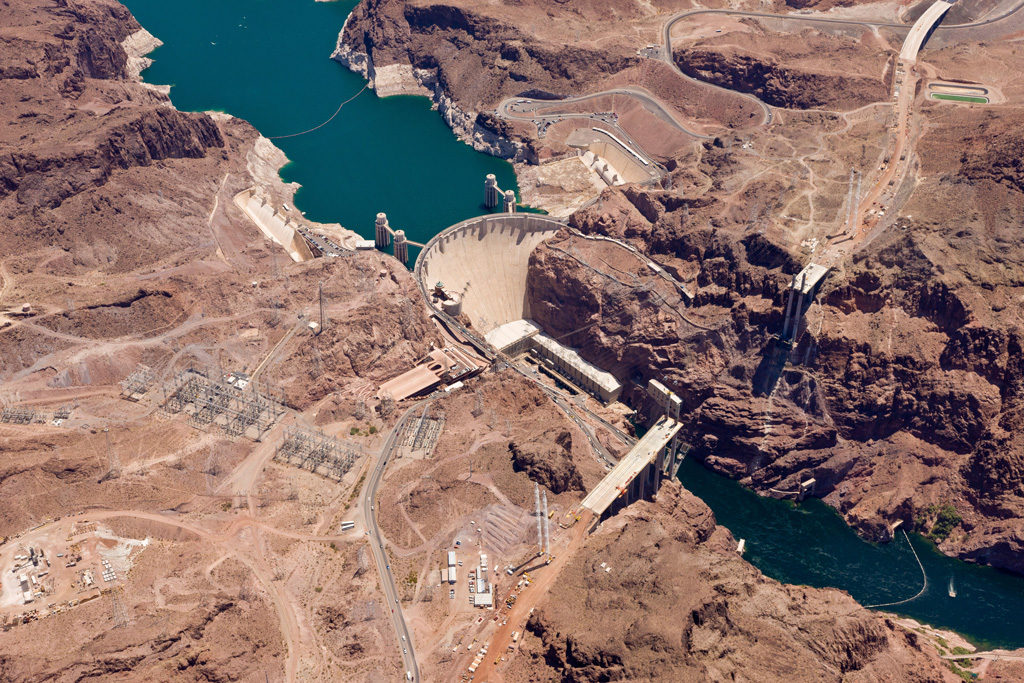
0;0;228;270
674;27;890;111
334;0;646;161
0;2;439;679
508;482;957;682
521;101;1024;575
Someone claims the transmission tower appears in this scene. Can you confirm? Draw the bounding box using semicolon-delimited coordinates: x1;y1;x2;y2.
471;390;484;418
542;490;550;555
110;587;131;628
534;483;543;551
312;340;323;377
101;428;121;482
317;280;325;335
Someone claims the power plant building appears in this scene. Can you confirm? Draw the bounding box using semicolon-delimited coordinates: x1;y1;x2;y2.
486;319;622;403
532;332;621;403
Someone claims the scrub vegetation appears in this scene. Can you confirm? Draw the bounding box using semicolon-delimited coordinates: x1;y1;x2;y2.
916;503;963;542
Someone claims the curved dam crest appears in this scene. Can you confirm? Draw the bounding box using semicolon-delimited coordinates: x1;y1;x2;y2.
417;214;563;333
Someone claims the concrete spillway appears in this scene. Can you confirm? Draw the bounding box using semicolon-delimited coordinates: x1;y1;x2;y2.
233;188;314;262
415;214;563;334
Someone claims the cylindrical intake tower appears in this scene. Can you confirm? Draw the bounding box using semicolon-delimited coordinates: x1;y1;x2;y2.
375;212;391;249
503;190;517;214
484;174;500;209
393;229;408;266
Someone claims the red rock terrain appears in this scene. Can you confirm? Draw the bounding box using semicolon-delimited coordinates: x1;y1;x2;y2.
337;0;1024;579
508;483;957;682
3;0;1024;679
674;26;892;110
0;1;435;679
519;105;1024;574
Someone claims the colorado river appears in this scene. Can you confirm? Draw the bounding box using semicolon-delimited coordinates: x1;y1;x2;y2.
123;0;518;255
123;0;1024;653
679;457;1024;649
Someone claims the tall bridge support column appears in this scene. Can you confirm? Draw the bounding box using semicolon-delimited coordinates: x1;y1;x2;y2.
646;379;683;486
782;264;830;340
580;416;682;521
781;287;797;338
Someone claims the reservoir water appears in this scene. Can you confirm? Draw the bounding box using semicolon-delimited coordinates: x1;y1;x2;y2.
123;0;1024;651
123;0;518;257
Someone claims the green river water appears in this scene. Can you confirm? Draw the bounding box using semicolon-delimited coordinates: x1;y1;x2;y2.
123;0;1024;650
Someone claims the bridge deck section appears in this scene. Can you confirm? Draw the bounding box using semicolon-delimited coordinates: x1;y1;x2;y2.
792;263;829;294
580;417;681;516
900;0;954;62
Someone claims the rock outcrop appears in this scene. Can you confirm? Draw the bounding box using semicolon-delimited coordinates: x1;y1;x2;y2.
674;28;890;111
521;102;1024;574
333;0;647;161
509;428;585;494
510;482;957;682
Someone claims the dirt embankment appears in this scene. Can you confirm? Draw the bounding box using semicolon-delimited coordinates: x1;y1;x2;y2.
507;482;957;682
674;27;891;110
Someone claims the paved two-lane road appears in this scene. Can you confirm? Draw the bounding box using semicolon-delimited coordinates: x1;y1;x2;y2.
361;402;431;682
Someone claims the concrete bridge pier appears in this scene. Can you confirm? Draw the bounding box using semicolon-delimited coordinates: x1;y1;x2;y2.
646;379;684;483
782;263;830;340
580;416;683;522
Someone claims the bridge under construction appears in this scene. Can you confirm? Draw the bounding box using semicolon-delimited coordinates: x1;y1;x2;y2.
578;415;683;519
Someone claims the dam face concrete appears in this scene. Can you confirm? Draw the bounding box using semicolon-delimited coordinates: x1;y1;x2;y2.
415;214;564;334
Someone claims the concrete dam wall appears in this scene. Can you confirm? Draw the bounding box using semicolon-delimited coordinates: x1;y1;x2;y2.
415;214;563;334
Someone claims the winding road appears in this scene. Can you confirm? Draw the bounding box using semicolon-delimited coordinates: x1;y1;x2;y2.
498;87;711;143
497;0;1024;155
661;0;1024;125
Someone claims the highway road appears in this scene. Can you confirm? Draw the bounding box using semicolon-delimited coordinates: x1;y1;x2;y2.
498;87;712;141
495;94;669;182
361;402;430;682
662;1;1024;51
900;0;954;62
658;0;1024;127
496;0;1024;157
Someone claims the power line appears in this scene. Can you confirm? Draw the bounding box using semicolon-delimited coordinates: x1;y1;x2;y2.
266;84;368;139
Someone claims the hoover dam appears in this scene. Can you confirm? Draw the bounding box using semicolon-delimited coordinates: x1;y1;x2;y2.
8;0;1024;679
415;214;563;334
